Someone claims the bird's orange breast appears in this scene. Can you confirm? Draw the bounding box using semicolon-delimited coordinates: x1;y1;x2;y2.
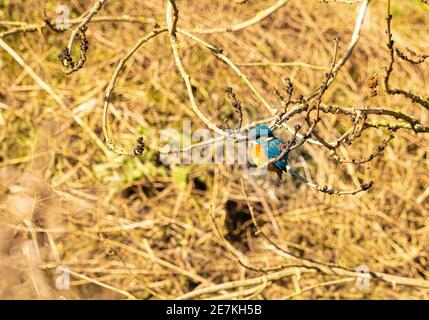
251;143;269;168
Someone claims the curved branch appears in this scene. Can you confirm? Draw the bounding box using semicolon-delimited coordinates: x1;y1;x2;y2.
307;0;371;100
103;27;168;156
167;1;228;137
177;29;276;114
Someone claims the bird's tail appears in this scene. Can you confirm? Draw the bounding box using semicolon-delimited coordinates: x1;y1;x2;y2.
285;165;308;183
275;168;283;180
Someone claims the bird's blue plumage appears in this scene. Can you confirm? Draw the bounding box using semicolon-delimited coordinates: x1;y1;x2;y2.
256;137;288;171
250;125;288;172
249;125;273;140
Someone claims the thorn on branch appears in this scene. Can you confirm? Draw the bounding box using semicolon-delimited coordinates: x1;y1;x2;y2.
273;77;294;127
330;134;395;165
131;137;145;157
224;87;243;132
58;26;89;75
43;11;67;33
395;47;429;65
360;181;373;191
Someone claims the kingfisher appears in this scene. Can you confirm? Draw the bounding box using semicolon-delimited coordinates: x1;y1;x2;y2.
248;126;370;193
249;125;289;179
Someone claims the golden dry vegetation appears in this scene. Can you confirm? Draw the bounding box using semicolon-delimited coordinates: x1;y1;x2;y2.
0;0;428;299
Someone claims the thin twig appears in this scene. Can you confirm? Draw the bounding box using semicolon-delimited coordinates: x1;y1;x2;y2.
189;0;290;34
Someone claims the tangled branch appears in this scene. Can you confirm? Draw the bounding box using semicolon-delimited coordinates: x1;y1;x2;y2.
1;0;429;301
384;0;429;111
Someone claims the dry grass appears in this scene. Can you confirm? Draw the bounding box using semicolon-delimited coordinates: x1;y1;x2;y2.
0;0;428;299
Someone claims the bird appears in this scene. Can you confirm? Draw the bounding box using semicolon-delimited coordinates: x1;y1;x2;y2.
249;125;289;179
248;126;369;194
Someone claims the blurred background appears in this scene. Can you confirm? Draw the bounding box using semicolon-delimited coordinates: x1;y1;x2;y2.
0;0;428;299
